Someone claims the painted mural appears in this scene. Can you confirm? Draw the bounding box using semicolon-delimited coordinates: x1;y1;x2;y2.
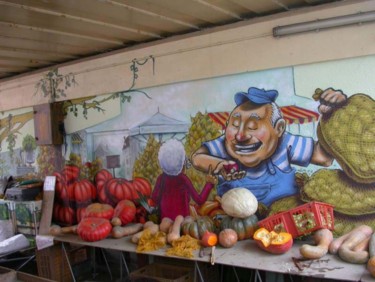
0;55;374;236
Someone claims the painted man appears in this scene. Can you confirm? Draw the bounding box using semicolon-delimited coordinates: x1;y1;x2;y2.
191;87;346;207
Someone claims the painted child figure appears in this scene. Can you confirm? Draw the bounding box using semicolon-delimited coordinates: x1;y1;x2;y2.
151;139;217;221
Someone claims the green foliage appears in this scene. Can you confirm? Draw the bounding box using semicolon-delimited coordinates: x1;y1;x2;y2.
34;68;77;102
22;134;37;151
6;133;16;160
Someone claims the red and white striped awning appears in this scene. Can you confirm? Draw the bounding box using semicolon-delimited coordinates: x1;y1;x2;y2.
208;105;320;129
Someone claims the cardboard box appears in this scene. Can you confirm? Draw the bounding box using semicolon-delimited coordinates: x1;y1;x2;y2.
36;242;90;282
130;263;193;282
0;266;55;282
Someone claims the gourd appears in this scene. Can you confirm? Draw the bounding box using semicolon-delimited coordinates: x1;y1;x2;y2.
201;231;218;247
77;217;112;242
221;188;258;218
131;221;159;244
73;179;97;203
253;227;293;254
111;223;143;238
300;228;333;259
338;225;372;264
95;169;113;205
167;215;184;244
49;224;78;236
367;233;375;277
104;177;152;205
329;225;373;254
196;200;222;217
218;229;238;248
218;214;258;240
84;203;114;220
159;217;174;233
111;199;136;226
181;216;216;240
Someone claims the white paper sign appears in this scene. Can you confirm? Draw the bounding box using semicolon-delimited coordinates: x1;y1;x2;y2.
43;176;56;191
36;235;54;250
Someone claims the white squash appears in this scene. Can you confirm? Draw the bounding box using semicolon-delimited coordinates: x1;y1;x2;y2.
221;188;258;218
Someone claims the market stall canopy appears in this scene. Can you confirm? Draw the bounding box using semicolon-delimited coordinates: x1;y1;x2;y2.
130;111;189;136
208;105;320;129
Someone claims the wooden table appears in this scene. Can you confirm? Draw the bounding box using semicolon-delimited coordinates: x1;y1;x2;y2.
49;234;373;282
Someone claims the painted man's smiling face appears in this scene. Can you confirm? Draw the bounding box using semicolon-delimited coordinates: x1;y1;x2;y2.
224;101;285;167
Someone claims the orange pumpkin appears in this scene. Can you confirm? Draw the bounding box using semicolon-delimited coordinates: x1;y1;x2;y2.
62;165;80;184
53;203;76;226
53;172;75;202
105;177;152;204
74;179;97;204
84;203;114;220
201;231;218;247
113;200;136;225
253;228;293;254
77;217;112;242
95;169;113;192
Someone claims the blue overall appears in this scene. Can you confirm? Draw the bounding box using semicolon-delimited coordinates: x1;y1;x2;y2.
217;159;297;207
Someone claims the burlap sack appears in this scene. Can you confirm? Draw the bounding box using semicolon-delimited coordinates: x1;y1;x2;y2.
317;94;375;184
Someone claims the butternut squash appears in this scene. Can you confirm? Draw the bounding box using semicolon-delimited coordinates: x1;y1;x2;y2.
131;221;159;244
300;228;333;259
49;224;78;236
353;236;371;252
159;217;174;233
167;215;184;244
367;233;375;277
329;225;373;254
112;223;143;239
338;225;373;264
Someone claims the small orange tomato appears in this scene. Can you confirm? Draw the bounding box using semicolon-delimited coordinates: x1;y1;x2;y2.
201;231;218;247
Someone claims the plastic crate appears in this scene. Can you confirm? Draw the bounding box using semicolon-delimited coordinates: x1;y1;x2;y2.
129;263;193;282
258;201;334;238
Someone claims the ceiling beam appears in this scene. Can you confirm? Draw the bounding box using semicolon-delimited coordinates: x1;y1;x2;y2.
109;0;201;29
0;20;124;45
194;0;243;19
0;0;163;39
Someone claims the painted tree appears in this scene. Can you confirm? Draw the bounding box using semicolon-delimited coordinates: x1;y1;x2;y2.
133;134;162;186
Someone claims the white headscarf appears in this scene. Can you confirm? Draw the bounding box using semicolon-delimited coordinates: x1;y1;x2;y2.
158;139;186;176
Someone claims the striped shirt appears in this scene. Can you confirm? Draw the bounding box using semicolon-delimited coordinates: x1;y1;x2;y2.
203;132;314;177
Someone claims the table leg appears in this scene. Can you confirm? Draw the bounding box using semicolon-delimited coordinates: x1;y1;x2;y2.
194;261;205;282
255;269;263;282
100;249;113;280
121;252;130;276
16;254;35;271
61;242;76;282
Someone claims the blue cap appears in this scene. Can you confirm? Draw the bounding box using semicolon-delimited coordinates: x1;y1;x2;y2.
234;87;278;106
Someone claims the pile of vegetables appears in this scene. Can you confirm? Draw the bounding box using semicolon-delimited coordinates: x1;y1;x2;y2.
52;166;153;226
49;176;375;278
